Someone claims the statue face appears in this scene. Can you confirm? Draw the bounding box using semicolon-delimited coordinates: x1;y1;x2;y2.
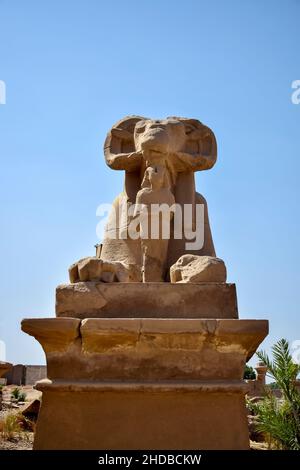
104;115;217;173
134;118;186;154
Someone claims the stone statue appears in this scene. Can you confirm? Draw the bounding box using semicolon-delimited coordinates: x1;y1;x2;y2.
69;116;226;283
21;114;269;450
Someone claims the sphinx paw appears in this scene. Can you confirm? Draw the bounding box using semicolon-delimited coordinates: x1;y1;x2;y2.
68;258;141;283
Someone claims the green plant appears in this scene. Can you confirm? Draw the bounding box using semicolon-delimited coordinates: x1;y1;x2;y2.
251;339;300;450
1;414;22;440
11;387;21;400
18;392;26;402
244;364;256;380
10;387;26;402
268;382;280;390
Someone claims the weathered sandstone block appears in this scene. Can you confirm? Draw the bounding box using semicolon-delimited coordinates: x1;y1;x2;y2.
170;255;227;283
20;317;268;449
55;282;238;319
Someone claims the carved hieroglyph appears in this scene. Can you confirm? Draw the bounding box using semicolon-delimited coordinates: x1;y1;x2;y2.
69;116;225;283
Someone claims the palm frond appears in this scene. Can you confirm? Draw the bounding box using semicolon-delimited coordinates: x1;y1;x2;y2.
253;338;300;450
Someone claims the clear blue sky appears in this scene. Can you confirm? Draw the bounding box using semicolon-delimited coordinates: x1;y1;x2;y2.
0;0;299;366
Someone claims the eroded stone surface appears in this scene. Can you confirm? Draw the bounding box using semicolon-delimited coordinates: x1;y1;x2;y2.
33;382;250;450
69;258;141;283
21;318;81;353
170;255;227;283
21;317;268;382
56;282;238;319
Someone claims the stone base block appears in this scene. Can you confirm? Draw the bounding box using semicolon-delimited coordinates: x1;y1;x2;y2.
21;317;268;450
56;282;238;319
34;380;250;450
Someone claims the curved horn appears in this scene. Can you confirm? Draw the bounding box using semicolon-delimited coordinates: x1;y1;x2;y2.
104;115;147;171
169;117;217;172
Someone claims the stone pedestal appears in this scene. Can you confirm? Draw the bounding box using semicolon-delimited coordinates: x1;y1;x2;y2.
56;282;238;319
21;315;268;450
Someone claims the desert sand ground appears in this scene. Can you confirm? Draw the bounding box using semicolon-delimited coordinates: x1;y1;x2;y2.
0;385;41;450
